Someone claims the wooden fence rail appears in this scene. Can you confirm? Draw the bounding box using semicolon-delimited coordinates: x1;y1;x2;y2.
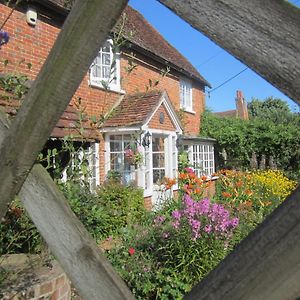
0;112;134;299
159;0;300;104
0;0;129;220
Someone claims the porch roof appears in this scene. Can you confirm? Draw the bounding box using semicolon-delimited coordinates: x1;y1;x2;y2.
0;97;100;142
103;90;165;128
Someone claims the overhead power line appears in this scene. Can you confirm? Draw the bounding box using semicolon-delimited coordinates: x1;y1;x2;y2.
207;67;248;97
196;50;223;68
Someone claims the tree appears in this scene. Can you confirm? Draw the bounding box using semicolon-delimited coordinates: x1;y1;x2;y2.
201;99;300;179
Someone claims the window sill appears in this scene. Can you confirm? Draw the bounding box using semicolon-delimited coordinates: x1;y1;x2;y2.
180;108;196;115
144;190;152;198
89;82;125;95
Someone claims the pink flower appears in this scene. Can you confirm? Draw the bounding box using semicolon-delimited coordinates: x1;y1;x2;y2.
125;149;134;158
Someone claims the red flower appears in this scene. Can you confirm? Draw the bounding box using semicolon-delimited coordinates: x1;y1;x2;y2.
128;247;135;256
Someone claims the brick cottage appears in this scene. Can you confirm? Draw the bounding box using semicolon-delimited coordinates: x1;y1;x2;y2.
0;0;215;208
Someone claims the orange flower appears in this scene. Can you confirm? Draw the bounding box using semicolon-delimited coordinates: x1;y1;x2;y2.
245;189;253;196
188;172;196;179
179;173;188;180
245;200;253;207
222;192;232;198
201;175;207;181
194;188;202;194
236;180;243;188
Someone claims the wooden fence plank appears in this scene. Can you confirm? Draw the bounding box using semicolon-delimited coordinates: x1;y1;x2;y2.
0;0;128;219
158;0;300;104
19;164;135;300
0;112;134;300
184;185;300;299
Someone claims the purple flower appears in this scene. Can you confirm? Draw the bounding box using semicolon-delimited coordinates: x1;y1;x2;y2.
153;215;166;225
204;224;212;234
0;31;9;47
162;231;170;239
172;220;180;230
172;210;181;220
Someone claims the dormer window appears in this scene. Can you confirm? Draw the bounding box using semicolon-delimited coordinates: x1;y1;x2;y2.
180;78;193;112
90;39;120;92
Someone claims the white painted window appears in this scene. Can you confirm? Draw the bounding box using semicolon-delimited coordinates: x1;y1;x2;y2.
90;39;120;91
191;144;215;176
180;78;193;111
172;136;177;178
109;134;134;184
61;142;100;192
144;139;151;191
152;136;165;184
86;143;100;191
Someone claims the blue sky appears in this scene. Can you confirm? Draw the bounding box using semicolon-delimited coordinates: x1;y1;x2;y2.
128;0;299;113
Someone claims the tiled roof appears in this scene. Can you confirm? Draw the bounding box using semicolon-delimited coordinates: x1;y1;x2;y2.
103;90;164;128
118;7;210;87
0;97;99;141
214;110;237;118
40;1;210;87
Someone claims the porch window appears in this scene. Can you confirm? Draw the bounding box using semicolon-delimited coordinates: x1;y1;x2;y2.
192;144;215;176
60;142;100;191
86;143;100;191
180;78;193;112
109;134;133;184
152;136;165;184
90;39;120;91
172;136;177;178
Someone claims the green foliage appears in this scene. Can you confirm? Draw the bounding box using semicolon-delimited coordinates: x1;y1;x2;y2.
201;101;300;177
97;180;146;232
0;74;29;99
248;97;297;124
107;197;238;299
0;199;43;255
60;180;145;242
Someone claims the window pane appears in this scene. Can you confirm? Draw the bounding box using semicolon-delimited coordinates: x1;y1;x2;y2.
102;53;111;65
152;137;164;152
153;169;165;184
153;153;165;168
110;153;122;170
102;66;110;79
110;141;122;152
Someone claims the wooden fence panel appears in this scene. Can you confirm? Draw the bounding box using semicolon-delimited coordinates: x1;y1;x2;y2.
185;185;300;300
0;111;134;300
159;0;300;104
0;0;129;219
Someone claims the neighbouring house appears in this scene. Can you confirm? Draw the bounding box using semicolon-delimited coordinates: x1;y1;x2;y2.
214;90;249;120
0;0;214;208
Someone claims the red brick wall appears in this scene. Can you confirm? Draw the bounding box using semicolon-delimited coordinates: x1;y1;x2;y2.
0;3;206;185
1;260;71;300
148;103;176;131
0;4;205;133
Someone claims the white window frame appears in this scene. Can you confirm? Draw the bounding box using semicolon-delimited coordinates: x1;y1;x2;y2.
61;142;100;192
86;143;100;191
180;78;193;112
89;38;121;92
106;133;136;185
185;142;215;177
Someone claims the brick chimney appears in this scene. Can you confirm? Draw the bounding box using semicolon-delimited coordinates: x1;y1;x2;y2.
235;90;249;120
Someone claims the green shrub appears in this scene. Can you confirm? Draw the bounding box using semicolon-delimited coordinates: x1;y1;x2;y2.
107;195;239;299
0;199;43;255
61;180;146;241
97;180;146;231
